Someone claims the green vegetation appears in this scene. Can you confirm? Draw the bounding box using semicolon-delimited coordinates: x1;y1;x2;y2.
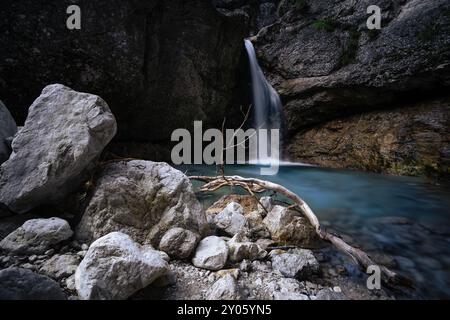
312;19;337;32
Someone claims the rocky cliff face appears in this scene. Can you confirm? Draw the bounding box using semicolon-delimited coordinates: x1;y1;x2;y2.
245;0;450;177
287;97;450;177
0;0;247;150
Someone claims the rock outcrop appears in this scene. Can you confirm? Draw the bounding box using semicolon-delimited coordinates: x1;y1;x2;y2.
287;97;450;177
0;0;247;153
76;160;207;246
0;101;17;164
249;0;450;176
0;218;73;255
75;232;169;300
0;84;117;213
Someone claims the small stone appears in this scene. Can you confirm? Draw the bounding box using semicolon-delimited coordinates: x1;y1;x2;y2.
45;249;55;256
333;286;342;293
159;227;200;259
192;236;228;271
65;275;76;291
81;244;89;251
40;254;80;280
20;263;35;270
214;202;248;236
77;250;87;258
206;274;241;300
216;268;240;279
28;255;37;263
258;196;274;215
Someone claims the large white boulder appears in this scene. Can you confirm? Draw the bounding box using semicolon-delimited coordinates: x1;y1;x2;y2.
0;217;73;255
0;84;117;213
75;232;169;300
76;160;208;246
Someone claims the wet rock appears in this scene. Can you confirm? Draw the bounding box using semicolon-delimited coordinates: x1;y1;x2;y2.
0;217;73;255
206;274;241;300
214;202;249;236
0;267;66;300
75;232;169;300
76;160;208;246
228;232;267;262
0;84;117;213
192;236;229;271
40;254;80;280
0;100;17;164
270;249;319;279
159;227;200;259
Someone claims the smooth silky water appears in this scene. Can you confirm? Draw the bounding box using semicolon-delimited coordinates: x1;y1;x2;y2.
178;163;450;299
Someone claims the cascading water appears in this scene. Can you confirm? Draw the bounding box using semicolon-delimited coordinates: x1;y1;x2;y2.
244;39;283;163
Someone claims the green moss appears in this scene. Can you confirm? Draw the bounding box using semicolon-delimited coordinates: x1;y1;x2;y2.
312;19;337;32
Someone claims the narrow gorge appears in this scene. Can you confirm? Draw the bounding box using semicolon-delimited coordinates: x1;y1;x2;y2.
0;0;449;302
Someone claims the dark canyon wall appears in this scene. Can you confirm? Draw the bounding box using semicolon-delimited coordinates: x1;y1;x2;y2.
0;0;247;157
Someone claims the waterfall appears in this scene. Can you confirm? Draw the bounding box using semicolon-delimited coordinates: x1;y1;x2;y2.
244;39;283;163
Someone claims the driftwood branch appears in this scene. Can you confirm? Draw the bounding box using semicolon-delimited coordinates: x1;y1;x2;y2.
189;175;411;288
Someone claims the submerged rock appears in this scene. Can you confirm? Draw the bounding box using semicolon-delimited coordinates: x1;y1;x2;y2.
0;217;73;255
0;84;117;213
0;100;17;164
192;236;229;271
76;160;208;246
75;232;169;300
159;227;200;260
0;267;66;300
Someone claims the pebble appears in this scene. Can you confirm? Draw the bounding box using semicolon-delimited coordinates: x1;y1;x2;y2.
333;286;342;293
45;249;55;256
28;255;37;262
81;244;89;251
21;263;36;270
